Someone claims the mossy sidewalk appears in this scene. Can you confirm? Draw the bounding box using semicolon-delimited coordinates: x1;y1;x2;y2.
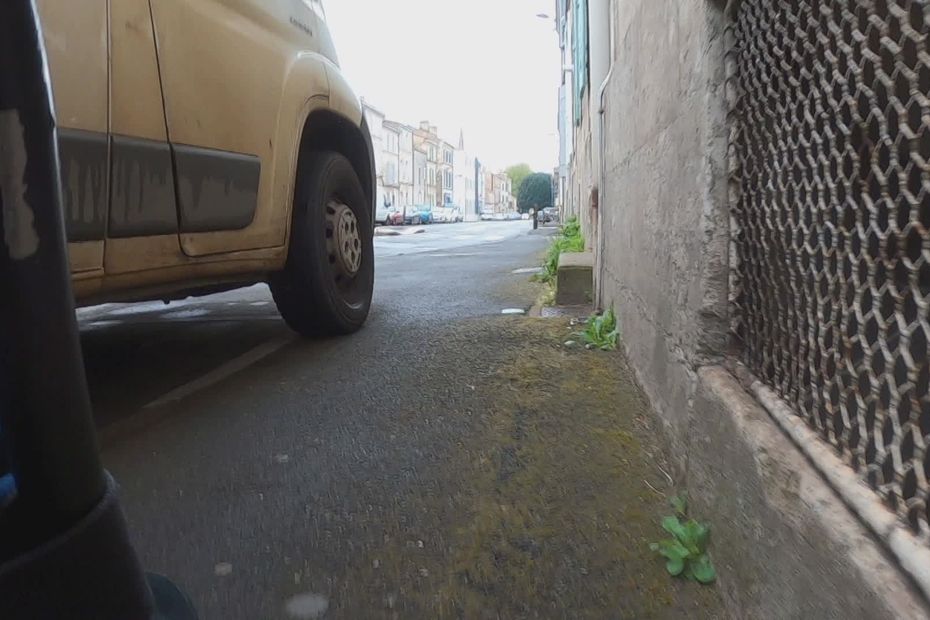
326;317;725;618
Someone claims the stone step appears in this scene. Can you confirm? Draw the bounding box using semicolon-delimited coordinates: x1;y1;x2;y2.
556;251;593;305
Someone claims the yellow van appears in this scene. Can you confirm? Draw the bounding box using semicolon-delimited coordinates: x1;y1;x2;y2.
39;0;375;336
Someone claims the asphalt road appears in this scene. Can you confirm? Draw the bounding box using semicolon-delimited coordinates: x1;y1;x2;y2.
86;220;724;619
87;221;543;616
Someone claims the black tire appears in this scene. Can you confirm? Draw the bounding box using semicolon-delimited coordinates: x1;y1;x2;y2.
270;151;374;337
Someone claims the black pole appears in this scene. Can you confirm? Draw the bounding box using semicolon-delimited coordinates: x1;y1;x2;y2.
0;0;105;551
0;2;161;617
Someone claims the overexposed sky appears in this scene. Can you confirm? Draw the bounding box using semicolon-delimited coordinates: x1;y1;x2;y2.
325;0;560;173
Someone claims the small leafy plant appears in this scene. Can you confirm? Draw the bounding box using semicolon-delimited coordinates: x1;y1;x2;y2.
650;495;716;584
576;309;619;351
536;217;585;284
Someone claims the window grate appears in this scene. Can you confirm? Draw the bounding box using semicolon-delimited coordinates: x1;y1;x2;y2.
731;0;930;540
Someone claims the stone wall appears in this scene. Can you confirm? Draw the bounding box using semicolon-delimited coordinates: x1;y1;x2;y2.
569;89;595;250
584;1;930;615
596;0;730;458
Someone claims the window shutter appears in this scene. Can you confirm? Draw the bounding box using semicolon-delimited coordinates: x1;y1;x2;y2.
573;0;588;125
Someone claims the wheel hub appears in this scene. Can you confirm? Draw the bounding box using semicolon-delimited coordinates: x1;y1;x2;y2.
327;200;362;277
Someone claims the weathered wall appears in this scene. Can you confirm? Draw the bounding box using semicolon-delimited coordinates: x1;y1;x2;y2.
588;1;930;616
569;89;595;249
690;367;927;619
597;0;730;459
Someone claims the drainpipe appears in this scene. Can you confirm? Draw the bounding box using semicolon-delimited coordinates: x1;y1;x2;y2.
595;65;612;310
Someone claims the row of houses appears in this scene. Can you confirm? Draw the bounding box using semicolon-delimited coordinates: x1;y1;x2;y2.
362;101;515;220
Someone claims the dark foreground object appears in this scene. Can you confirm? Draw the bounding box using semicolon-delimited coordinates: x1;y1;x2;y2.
0;2;192;617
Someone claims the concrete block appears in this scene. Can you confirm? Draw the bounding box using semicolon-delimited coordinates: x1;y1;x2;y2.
556;251;593;305
688;366;928;619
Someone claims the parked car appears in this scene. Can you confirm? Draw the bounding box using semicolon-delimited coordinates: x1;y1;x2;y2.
480;212;494;221
386;209;404;225
431;207;450;223
433;206;462;223
408;205;434;224
39;0;375;337
377;205;402;226
538;207;559;224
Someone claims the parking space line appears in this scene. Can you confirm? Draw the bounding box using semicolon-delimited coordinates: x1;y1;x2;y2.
143;335;295;410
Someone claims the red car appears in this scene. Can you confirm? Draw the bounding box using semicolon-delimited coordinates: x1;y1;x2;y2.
378;207;404;226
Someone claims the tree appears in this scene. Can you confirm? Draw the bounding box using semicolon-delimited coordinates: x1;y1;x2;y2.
517;172;554;213
505;163;533;199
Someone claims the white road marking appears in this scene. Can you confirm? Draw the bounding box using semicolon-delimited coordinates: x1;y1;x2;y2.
284;592;329;619
98;301;170;317
143;335;295;409
76;303;118;318
512;267;543;274
162;308;210;320
501;308;526;315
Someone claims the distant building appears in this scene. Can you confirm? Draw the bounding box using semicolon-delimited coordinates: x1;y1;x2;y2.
475;160;487;214
440;141;454;207
482;168;495;212
382;122;400;209
361;100;386;209
389;122;415;211
414;121;442;206
363;108;503;218
414;147;427;206
493;173;514;213
453;131;477;220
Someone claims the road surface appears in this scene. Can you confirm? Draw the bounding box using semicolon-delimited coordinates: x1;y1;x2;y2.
86;220;723;618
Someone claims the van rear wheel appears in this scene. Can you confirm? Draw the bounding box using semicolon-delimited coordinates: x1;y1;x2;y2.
270;151;374;337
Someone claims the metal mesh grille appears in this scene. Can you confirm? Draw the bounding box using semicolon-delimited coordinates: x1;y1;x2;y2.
732;0;930;540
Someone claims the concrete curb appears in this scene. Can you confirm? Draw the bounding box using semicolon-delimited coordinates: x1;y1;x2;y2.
729;362;930;604
695;365;929;618
374;226;426;237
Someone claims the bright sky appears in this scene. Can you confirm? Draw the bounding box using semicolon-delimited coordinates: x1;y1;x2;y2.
325;0;560;173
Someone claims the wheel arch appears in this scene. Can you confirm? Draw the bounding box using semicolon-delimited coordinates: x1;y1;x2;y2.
297;109;376;224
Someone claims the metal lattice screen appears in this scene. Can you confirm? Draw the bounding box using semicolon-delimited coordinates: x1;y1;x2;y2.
732;0;930;540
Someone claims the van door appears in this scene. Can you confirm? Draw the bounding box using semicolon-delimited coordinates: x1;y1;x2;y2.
103;0;185;275
37;0;109;274
148;0;327;257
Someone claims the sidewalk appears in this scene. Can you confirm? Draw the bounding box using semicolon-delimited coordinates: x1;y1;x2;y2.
322;317;725;618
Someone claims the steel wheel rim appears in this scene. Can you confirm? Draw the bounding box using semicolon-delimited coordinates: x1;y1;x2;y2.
326;200;362;279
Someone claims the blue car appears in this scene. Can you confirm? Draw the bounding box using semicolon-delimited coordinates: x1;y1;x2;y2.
408;205;433;225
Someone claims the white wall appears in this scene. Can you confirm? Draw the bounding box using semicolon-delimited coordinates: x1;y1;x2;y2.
362;103;386;207
453;149;476;219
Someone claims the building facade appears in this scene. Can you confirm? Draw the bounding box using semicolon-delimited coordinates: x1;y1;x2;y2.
475;160;486;215
381;122;400;209
553;1;930;616
392;122;414;212
482;169;495;213
440;142;454;207
361;100;386;209
413;147;427;207
492;173;514;213
414;121;442;206
358;106;503;220
453;132;477;220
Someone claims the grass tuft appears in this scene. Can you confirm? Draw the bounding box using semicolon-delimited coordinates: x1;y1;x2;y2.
535;217;584;284
575;308;620;351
